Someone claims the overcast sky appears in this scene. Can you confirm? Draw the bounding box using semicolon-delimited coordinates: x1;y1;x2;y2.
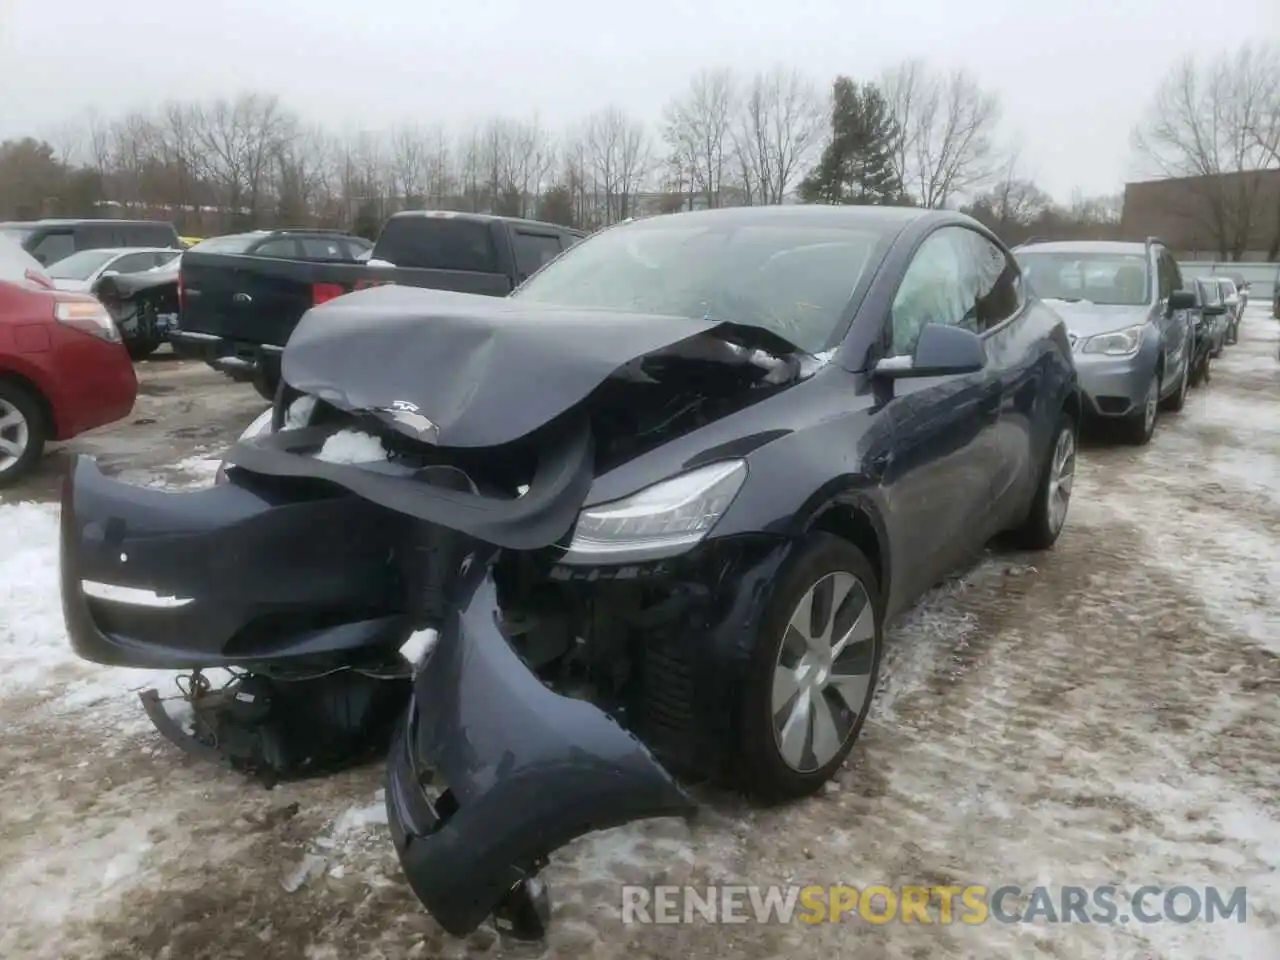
2;0;1277;201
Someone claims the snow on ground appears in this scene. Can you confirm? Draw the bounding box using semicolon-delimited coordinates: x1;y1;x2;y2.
0;306;1277;959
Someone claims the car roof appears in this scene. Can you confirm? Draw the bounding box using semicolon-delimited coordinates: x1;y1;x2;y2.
17;218;175;228
68;247;179;256
609;205;938;232
1013;239;1150;255
388;210;588;235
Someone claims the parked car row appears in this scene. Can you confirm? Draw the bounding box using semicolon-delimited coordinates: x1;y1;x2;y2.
1012;237;1254;445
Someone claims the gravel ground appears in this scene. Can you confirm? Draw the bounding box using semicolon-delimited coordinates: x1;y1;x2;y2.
0;310;1276;960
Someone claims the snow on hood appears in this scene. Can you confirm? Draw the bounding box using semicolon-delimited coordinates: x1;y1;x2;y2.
281;285;809;450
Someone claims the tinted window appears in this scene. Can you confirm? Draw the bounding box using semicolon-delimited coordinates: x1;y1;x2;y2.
299;237;351;260
512;232;563;278
343;238;373;259
79;223;117;250
1163;253;1183;292
373;217;499;272
29;231;75;266
956;229;1022;331
1015;250;1150;307
189;234;264;254
511;220;883;354
252;238;300;258
111;252;161;274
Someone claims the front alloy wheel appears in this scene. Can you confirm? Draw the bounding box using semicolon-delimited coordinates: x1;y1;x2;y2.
738;534;882;801
0;384;46;488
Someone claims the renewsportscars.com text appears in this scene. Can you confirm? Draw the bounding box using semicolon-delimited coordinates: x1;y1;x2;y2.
621;884;1248;926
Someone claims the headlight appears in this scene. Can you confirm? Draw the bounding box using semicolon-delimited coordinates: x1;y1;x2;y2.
561;459;747;564
54;299;120;343
1080;324;1146;356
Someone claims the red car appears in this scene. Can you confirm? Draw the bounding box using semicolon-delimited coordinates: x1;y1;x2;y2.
0;237;137;487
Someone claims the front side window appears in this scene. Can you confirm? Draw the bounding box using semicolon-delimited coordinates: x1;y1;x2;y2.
889;228;970;357
512;219;885;354
1015;250;1151;307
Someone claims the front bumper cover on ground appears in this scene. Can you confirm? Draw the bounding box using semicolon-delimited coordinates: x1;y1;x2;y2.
386;550;697;937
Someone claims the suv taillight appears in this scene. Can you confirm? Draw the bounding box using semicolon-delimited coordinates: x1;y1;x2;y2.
312;282;346;305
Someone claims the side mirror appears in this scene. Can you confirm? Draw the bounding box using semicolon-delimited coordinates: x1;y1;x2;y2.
873;323;986;379
102;270;119;279
1168;290;1197;313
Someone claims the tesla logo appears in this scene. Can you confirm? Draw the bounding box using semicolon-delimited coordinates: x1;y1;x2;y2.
380;400;438;442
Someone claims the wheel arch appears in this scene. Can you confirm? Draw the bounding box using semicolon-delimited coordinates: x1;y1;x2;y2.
800;488;891;611
0;368;57;440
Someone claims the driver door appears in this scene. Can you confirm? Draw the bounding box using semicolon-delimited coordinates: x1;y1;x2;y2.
879;227;1006;604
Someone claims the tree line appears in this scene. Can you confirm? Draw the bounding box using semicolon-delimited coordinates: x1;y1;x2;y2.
0;43;1275;255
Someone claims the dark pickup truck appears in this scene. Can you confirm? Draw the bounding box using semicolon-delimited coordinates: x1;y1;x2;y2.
172;211;585;398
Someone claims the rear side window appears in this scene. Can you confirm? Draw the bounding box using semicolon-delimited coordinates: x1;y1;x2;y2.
512;232;564;279
299;237;350;260
111;252;163;274
29;231;75;265
252;238;300;258
372;217;498;272
189;234;262;254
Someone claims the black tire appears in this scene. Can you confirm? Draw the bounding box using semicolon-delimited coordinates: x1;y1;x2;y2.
1120;371;1159;445
126;337;162;361
736;533;883;802
0;380;48;489
1009;411;1076;550
1161;355;1189;412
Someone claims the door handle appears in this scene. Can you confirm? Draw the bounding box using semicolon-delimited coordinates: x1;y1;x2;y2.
233;292;252;305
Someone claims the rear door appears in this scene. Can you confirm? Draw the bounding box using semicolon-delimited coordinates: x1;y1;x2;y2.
1155;249;1190;392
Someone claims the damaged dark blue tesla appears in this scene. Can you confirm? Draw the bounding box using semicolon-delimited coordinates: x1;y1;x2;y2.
59;205;1079;939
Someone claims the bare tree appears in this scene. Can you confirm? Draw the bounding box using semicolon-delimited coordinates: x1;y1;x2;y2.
882;60;1001;208
731;67;825;205
663;68;737;208
192;93;296;228
583;106;651;224
1133;42;1280;259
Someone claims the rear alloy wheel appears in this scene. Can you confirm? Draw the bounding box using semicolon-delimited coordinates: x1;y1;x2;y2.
0;382;47;488
1121;372;1159;446
1011;413;1076;550
738;534;882;801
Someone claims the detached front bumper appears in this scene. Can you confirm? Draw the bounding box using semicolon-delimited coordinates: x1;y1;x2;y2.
60;454;411;669
386;553;696;937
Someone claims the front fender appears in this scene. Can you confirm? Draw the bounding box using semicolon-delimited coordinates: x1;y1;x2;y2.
386;552;695;937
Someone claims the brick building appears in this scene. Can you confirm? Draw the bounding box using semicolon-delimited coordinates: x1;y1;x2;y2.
1120;168;1280;261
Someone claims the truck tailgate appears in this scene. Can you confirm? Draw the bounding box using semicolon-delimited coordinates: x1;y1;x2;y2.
179;254;514;348
179;254;370;346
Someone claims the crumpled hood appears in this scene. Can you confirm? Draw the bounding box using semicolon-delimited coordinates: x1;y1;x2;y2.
281;285;802;449
1040;300;1149;338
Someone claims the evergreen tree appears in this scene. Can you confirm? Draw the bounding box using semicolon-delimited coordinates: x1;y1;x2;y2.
799;77;902;206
